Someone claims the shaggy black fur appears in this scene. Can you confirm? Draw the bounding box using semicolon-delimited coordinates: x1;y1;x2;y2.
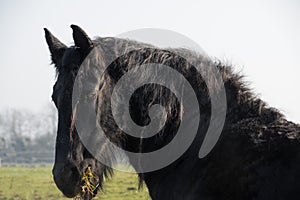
45;25;300;200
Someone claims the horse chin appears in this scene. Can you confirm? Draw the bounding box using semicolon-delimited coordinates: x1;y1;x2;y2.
56;182;81;199
79;191;98;200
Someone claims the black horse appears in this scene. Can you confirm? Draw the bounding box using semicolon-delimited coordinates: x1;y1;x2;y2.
45;25;300;200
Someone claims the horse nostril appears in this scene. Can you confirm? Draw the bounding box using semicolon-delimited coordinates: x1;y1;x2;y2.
62;163;80;183
70;166;80;181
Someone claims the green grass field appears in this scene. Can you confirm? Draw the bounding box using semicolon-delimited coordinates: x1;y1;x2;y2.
0;166;151;200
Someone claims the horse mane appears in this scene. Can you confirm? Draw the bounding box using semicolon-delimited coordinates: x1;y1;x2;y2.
67;36;299;193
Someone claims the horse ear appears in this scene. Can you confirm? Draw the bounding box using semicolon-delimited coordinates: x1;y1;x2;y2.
44;28;67;64
71;25;93;51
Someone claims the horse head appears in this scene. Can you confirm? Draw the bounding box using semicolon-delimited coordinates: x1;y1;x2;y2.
45;25;109;199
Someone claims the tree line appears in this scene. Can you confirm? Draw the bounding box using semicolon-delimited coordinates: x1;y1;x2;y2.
0;104;57;166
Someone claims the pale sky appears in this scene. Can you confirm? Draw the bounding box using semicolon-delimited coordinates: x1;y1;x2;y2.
0;0;299;122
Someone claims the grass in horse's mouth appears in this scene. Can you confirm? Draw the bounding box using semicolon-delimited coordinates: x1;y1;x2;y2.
74;166;99;200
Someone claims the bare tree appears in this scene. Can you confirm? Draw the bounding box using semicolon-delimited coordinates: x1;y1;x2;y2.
0;104;57;165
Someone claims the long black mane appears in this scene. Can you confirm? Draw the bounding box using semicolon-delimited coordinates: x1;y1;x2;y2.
93;37;300;199
45;26;300;200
